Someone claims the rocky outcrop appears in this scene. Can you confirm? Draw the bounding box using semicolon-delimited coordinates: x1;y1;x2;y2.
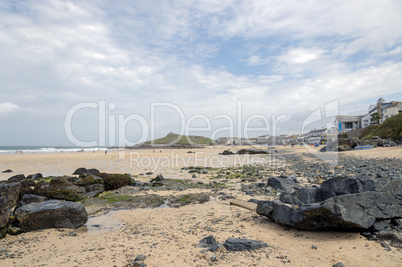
320;137;397;152
26;173;43;180
97;173;132;191
267;177;299;190
8;174;26;183
17;194;48;207
15;200;88;231
0;182;21;228
257;176;402;231
220;150;234;155
73;168;100;177
33;177;85;201
0;182;21;209
237;149;269;155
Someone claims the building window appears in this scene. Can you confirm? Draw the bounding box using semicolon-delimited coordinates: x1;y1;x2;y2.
385;115;388;119
345;122;353;129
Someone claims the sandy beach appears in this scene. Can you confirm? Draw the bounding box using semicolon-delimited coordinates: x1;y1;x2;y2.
0;146;401;266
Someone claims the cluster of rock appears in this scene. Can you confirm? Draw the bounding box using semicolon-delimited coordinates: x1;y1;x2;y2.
256;175;402;241
197;235;268;262
0;181;88;238
0;167;135;238
320;136;398;152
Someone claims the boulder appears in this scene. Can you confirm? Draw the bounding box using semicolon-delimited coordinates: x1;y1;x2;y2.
337;145;351;151
267;177;299;190
15;200;88;231
26;173;43;180
237;149;268;155
198;235;218;252
73;168;100;177
221;150;234;155
0;182;21;228
0;182;21;209
73;168;87;175
97;173;132;191
18;194;48;207
280;187;322;205
75;175;104;187
33;178;86;201
320;176;377;200
257;177;402;231
85;184;104;192
2;169;12;173
223;238;263;251
8;174;25;183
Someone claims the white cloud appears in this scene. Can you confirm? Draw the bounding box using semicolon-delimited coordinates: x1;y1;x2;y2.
278;48;324;64
0;102;19;117
0;0;401;144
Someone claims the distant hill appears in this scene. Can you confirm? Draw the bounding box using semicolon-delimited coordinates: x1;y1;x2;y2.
359;113;402;141
138;132;214;148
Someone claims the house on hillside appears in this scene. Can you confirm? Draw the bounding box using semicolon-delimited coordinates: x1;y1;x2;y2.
380;101;402;123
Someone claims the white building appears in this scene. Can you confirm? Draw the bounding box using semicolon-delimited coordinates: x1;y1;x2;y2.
380;101;402;123
336;115;363;133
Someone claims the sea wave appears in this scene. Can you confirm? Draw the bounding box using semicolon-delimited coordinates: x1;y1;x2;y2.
0;146;110;154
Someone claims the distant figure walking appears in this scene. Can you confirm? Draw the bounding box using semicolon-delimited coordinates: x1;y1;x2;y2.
105;150;107;155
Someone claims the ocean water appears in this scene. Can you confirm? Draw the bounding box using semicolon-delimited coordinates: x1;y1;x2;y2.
0;146;109;154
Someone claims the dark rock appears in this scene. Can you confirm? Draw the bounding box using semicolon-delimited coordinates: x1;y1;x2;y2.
333;263;345;267
372;231;402;249
87;168;100;175
223;238;263;251
132;181;149;187
24;179;36;187
15;200;88;231
280;187;322;205
0;182;21;210
267;177;299;190
33;178;85;202
76;175;104;187
338;145;351;151
192;174;197;178
198;235;218;252
256;201;274;216
221;150;233;155
2;169;12;173
85;184;104;192
73;168;87;175
97;173;132;191
360;231;372;237
8;174;25;183
372;220;392;231
17;194;48;208
257;181;402;231
237;149;268;155
248;199;260;204
135;254;146;262
26;173;43;180
7;226;23;235
320;176;377;200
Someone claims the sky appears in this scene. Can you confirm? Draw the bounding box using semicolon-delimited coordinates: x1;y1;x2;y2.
0;0;402;146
